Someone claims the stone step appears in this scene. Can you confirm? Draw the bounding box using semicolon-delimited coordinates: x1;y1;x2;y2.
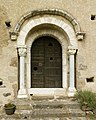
0;97;87;120
16;103;80;110
0;113;87;120
32;100;80;109
15;108;85;118
30;117;87;120
13;97;86;119
15;98;80;110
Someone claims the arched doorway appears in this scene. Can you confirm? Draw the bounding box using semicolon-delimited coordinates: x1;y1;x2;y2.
31;36;62;88
15;9;85;98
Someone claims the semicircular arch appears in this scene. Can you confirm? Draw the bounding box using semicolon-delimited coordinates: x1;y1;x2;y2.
14;9;81;34
17;16;78;49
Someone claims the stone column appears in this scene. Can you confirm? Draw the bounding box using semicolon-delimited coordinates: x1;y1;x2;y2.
26;46;31;89
17;46;28;98
68;48;76;97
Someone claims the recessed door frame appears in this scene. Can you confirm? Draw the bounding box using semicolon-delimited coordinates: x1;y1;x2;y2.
26;33;68;96
17;18;78;97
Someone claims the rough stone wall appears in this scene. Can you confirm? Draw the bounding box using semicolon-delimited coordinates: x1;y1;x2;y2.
0;0;96;103
0;4;18;104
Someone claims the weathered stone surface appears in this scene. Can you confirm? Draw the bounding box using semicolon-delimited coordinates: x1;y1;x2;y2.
79;64;87;70
77;80;85;90
8;76;17;83
0;48;2;55
10;57;18;67
0;98;88;120
12;84;18;98
0;6;9;48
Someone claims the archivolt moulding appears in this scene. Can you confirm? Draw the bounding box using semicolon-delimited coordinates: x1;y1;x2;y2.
10;9;85;41
14;9;81;33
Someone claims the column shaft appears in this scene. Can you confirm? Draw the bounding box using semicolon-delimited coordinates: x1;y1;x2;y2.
69;54;75;88
68;48;76;97
20;56;25;89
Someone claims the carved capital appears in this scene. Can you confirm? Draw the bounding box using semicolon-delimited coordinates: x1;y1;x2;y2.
68;46;76;55
68;49;76;55
18;46;27;57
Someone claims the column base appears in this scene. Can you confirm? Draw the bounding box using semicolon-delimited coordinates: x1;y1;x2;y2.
67;87;76;97
17;89;28;98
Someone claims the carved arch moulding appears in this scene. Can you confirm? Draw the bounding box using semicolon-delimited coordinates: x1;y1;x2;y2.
10;9;85;41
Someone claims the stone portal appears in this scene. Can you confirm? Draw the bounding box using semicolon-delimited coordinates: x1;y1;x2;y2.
14;9;85;98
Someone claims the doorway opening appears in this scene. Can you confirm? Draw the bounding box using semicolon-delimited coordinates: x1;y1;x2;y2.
31;36;62;88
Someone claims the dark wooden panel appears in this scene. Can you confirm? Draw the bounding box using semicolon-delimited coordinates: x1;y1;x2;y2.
31;36;62;88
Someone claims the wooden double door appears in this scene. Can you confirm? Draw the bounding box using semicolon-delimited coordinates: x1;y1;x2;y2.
31;36;62;88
